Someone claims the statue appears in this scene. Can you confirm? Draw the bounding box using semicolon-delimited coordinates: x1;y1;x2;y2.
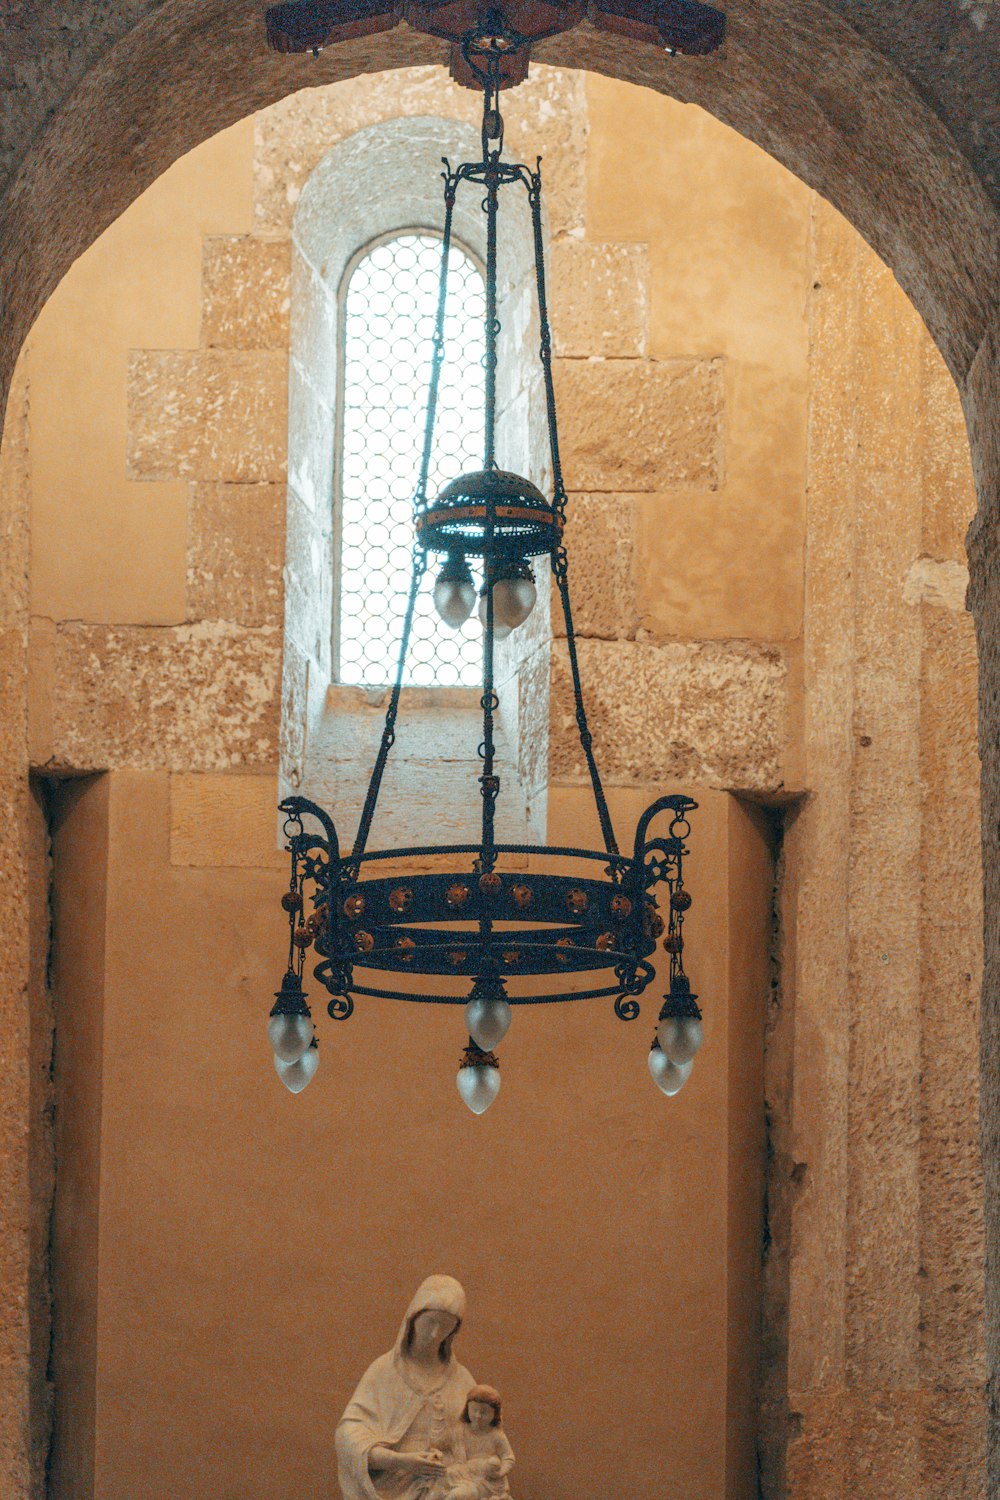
427;1386;515;1500
335;1276;516;1500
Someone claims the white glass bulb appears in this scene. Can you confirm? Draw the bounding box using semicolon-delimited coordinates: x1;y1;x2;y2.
648;1046;693;1097
267;1011;313;1064
493;575;536;629
274;1044;319;1094
478;593;513;640
434;573;477;628
456;1063;501;1114
465;993;512;1051
656;1015;704;1067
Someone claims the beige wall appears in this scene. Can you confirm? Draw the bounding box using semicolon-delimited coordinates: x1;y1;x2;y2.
0;59;982;1499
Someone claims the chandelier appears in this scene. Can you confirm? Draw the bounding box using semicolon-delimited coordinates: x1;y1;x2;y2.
267;21;712;1111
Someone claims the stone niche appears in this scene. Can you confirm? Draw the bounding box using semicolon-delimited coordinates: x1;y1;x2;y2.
2;58;984;1500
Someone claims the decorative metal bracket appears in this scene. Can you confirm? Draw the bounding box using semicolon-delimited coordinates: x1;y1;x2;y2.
266;0;726;86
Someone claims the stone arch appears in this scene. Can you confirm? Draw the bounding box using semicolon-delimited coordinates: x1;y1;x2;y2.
3;6;1000;1495
2;6;997;404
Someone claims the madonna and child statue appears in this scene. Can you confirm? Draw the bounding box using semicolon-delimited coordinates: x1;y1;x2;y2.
336;1276;516;1500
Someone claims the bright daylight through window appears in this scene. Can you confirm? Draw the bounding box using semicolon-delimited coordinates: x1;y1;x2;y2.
337;233;486;687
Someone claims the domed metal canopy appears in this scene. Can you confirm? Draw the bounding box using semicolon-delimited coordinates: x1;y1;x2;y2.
416;467;561;558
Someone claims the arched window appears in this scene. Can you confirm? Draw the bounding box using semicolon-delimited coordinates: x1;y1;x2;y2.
282;116;547;845
336;232;485;688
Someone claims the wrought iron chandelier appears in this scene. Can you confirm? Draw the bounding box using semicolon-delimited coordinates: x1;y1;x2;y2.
268;24;709;1111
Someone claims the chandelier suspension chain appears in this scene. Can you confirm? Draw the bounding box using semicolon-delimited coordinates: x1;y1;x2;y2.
526;161;619;860
414;175;458;513
349;548;427;872
348;161;458;868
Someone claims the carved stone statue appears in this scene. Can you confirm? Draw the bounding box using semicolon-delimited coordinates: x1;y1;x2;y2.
427;1386;515;1500
335;1276;515;1500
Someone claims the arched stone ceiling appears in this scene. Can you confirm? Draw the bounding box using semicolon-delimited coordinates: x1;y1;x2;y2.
0;0;998;418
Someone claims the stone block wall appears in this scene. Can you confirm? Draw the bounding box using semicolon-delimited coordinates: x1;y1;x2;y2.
0;59;985;1499
764;200;985;1498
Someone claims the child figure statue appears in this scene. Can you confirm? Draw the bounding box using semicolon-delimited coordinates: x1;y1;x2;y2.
428;1385;515;1500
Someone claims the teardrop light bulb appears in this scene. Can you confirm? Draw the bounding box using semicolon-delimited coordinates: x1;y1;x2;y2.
648;1044;693;1097
457;1061;502;1114
274;1041;319;1094
478;592;513;640
434;557;477;628
493;573;536;629
268;1011;313;1065
657;1013;704;1066
465;990;512;1051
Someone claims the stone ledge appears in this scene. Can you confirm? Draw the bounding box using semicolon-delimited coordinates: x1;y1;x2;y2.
550;637;788;791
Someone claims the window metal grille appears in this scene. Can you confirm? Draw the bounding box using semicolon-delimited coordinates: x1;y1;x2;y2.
337;232;486;687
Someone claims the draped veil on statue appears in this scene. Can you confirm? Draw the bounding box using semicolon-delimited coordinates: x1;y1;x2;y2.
336;1276;475;1500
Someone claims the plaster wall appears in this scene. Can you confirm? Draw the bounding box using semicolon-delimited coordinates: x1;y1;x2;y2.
0;59;983;1499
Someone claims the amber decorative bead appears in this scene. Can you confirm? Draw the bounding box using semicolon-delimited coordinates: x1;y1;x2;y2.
596;931;615;951
502;949;521;965
566;888;588;914
512;883;533;909
396;937;416;962
281;890;302;913
293;925;312;949
670;889;693;912
389;887;413;913
663;932;684;954
448;950;468;967
343;894;365;920
479;872;502;897
646;906;665;938
610;894;632;919
305;910;323;936
354;930;375;953
556;937;574;964
445;883;469;908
